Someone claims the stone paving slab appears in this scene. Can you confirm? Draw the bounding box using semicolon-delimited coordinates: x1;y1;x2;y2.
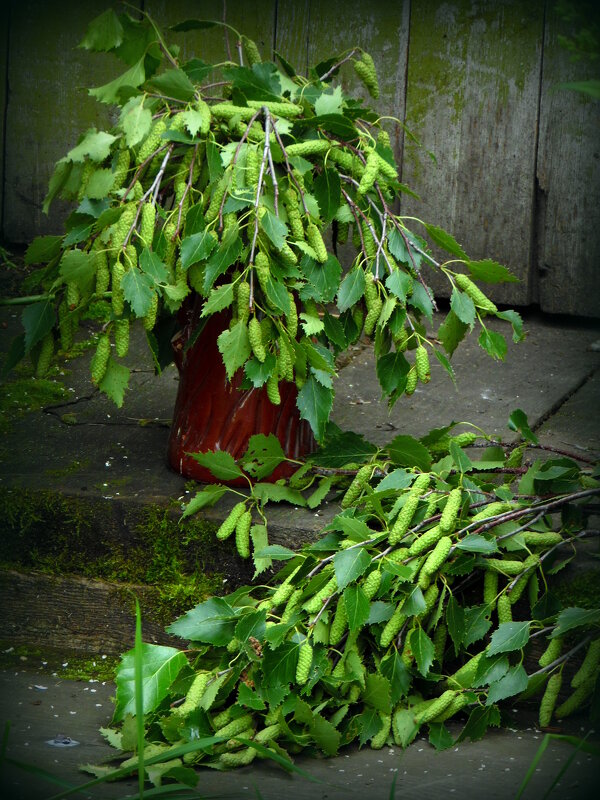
1;669;598;800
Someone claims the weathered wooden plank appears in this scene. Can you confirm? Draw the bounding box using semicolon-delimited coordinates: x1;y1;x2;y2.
146;0;276;67
0;5;9;239
2;0;122;243
536;6;600;318
274;0;311;77
400;0;545;306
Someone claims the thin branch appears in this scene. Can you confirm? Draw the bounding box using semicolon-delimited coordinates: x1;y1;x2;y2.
319;48;360;82
529;635;592;678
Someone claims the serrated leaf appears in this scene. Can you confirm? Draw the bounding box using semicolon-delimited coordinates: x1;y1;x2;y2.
235;608;266;644
376;351;410;396
450;288;476;326
472;654;510;689
497;309;525;343
358;707;382;748
300;252;342;303
217;320;251;379
300;310;325;336
333;547;372;591
181;485;227;518
463;604;492;647
80;9;124;51
147;68;196;102
241;433;286;480
409;628;435;676
310;425;376;469
363;673;392;714
113;644;187;722
379;652;411;705
386;434;431;472
139;248;169;284
508;408;539;445
167;597;238;645
467;259;518;284
24;235;62;265
252;483;307;506
179;109;205;138
385;269;412;303
122;268;154;317
343;584;370;633
428;722;454;751
424;223;467;258
250;524;272;577
446;596;465;654
203;231;242;292
179;230;217;271
98;359;130;408
310;713;341;756
552;607;600;637
188;450;244;481
261;209;288;250
89;57;146;104
438;310;468;356
314;85;344;116
237;682;266;711
67;129;117;163
450;440;474;474
456;535;498;554
408;283;434;324
120;96;152;147
392;708;419;747
244;353;277;388
21;301;55;353
487;622;530;656
297;374;334;442
200;283;234;317
43;159;72;214
337;268;365;313
457;705;501;743
402;586;427;617
485;664;528;705
84;168;115;199
478;329;507;361
313;167;340;224
59;249;96;295
263;641;299;685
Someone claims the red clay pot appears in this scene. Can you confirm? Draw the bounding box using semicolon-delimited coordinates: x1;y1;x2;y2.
167;296;315;485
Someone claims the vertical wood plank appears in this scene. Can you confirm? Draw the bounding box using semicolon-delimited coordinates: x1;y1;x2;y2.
536;6;600;318
146;0;277;67
0;4;9;239
3;0;122;243
274;0;311;77
400;0;545;306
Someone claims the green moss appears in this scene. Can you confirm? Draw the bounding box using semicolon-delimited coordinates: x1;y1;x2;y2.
0;641;118;681
0;488;224;624
554;570;600;610
0;373;70;435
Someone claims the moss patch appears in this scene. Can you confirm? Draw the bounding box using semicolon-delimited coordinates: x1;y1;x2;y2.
0;641;118;681
0;373;70;435
0;488;225;623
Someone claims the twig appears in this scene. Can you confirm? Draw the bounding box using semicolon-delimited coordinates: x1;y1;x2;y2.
270;124;310;215
529;635;592;678
319;48;360;82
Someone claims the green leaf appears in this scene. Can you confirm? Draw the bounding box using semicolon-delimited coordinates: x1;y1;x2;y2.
260;208;288;250
487;622;530;656
254;544;296;561
235;609;267;644
251;524;272;577
222;62;282;101
385;270;412;303
24;235;62;265
310;425;377;469
409;628;435;676
98;359;130;408
188;450;244;481
167;597;238;645
449;440;474;473
402;586;427;617
120;96;152;147
450;288;476;326
496;309;525;343
122;268;154;317
313;168;340;224
113;644;187;722
457;705;501;743
181;485;227;518
252;483;307;506
467;259;518;284
139;248;169;284
67;129;117;163
241;433;286;480
379;652;411;705
358;707;383;748
181;230;218;269
89;56;146;104
238;682;266;711
446;596;465;654
486;664;529;705
80;9;124;51
456;535;498;554
363;673;392;713
244;353;277;388
263;641;299;685
300;252;341;303
310;713;341;756
333;547;372;591
43;159;72;214
552;607;600;637
59;249;96;295
472;654;510;689
392;708;419;747
386;434;432;472
438;310;468;356
147;68;196;102
408;283;434;324
428;722;455;751
203;231;242;292
217;320;251;380
478;329;507;361
424;223;467;259
200;283;234;317
21;301;55;353
463;604;493;647
300;309;324;336
297;375;334;442
508;408;539;445
323;312;347;349
314;85;344;116
265;277;291;315
337;268;365;313
343;584;371;632
376;351;410;396
329;516;373;542
84;168;115;199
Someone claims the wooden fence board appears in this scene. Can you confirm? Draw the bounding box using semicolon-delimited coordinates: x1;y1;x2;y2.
536;6;600;318
274;0;311;77
2;0;120;242
0;5;9;238
400;0;545;306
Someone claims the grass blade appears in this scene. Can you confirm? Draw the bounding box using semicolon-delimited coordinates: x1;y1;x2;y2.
134;596;146;799
515;733;550;799
6;757;78;790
